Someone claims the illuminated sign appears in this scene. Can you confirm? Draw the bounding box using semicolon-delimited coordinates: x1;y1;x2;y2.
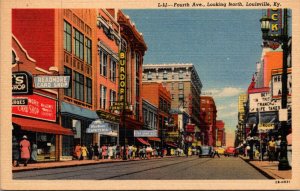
249;92;281;113
12;71;33;95
119;51;126;105
267;9;282;37
34;76;70;89
12;94;56;122
258;123;275;130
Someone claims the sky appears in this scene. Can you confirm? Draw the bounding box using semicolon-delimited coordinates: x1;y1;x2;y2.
123;9;264;146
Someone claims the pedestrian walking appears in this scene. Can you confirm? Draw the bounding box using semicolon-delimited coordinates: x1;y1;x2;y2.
87;144;94;160
116;145;120;159
108;145;113;159
275;136;282;161
102;145;108;159
31;143;38;163
19;135;31;166
268;136;276;162
12;136;20;167
81;144;88;160
93;143;99;160
132;145;137;159
74;144;82;160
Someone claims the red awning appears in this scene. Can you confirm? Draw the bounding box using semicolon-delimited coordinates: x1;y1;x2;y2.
148;137;161;142
165;142;178;148
136;138;150;145
12;117;73;135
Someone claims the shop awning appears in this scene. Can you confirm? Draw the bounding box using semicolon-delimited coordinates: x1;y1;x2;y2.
136;138;150;145
12;117;73;135
165;142;178;148
148;137;161;142
61;101;99;119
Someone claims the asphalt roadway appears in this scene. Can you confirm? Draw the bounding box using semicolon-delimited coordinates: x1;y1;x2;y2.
13;156;268;180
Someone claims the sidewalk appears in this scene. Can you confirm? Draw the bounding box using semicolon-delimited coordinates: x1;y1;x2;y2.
12;156;175;173
239;156;291;179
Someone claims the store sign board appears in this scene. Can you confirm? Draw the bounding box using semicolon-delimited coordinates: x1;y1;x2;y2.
134;130;158;137
258;123;275;130
96;110;120;122
12;94;56;122
249;92;281;113
86;119;111;133
12;71;33;95
34;76;70;89
12;97;28;106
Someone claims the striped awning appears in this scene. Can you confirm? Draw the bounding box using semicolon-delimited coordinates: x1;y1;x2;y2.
137;138;150;145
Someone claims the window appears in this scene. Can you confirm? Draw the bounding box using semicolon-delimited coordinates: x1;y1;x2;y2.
154;115;157;129
171;94;175;100
100;85;107;109
179;70;183;79
74;72;84;101
85;37;92;65
143;109;148;125
136;102;140;121
178;94;184;101
110;90;116;107
74;29;84;60
163;70;168;80
136;53;140;75
110;58;116;82
100;49;108;77
136;79;140;99
64;66;72;97
171;82;174;90
64;21;72;52
86;77;92;104
147;72;152;80
178;82;184;90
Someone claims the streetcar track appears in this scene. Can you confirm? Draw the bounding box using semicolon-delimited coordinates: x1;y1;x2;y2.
14;157;188;179
98;157;212;180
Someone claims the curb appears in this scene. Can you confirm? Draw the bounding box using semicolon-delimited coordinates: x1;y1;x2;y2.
239;156;276;179
13;156;177;173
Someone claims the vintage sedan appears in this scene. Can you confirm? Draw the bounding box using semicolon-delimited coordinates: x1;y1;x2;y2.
198;146;213;158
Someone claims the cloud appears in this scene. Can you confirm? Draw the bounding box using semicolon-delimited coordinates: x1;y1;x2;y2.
205;87;244;98
218;102;237;111
219;111;236;118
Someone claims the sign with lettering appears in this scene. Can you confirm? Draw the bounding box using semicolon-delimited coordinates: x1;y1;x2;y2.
267;9;282;37
249;92;281;113
258;123;275;130
134;130;158;137
12;71;33;95
34;76;70;89
12;98;28;106
119;51;127;106
12;94;56;122
86;119;112;133
96;110;120;122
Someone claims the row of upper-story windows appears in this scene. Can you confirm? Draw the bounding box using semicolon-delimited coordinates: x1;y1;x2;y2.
64;20;92;65
99;49;117;82
64;66;92;104
143;108;158;130
100;85;117;110
145;70;185;80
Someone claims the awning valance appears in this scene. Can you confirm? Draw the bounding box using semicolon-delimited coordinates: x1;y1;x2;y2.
12;116;73;135
148;137;161;142
137;138;150;145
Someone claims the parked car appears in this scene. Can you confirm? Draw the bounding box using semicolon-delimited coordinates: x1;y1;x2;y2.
198;146;213;158
215;147;225;155
224;146;237;157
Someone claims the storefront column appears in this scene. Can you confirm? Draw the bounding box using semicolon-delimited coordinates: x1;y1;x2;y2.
55;135;60;161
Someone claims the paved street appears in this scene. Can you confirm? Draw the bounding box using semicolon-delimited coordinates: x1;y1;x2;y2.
14;156;268;180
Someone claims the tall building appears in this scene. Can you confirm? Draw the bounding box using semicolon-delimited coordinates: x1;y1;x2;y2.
142;63;202;134
117;10;147;145
216;120;225;147
236;93;247;146
199;96;217;146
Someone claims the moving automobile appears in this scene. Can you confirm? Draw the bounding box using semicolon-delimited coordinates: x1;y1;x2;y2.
198;146;213;158
224;146;237;157
215;147;225;155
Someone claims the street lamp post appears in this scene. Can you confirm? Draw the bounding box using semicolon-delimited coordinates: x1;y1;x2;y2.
260;9;291;170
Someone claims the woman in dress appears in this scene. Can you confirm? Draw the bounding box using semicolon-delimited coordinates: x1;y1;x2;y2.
20;135;31;166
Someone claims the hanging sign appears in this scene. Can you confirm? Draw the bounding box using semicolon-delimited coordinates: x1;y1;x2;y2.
34;76;70;88
118;51;126;105
134;130;158;137
86;119;111;133
12;71;33;95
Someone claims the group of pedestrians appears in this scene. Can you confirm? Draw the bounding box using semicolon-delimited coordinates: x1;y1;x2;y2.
12;135;36;167
73;144;177;161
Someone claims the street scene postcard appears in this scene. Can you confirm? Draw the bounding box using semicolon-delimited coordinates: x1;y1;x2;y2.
1;0;300;190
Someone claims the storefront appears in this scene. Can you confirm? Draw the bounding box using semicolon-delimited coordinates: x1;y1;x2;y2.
60;101;99;159
12;93;73;162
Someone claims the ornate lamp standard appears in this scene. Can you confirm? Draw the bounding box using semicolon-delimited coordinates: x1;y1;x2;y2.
260;9;291;170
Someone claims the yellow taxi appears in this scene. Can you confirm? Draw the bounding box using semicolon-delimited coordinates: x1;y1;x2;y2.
215;147;226;155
